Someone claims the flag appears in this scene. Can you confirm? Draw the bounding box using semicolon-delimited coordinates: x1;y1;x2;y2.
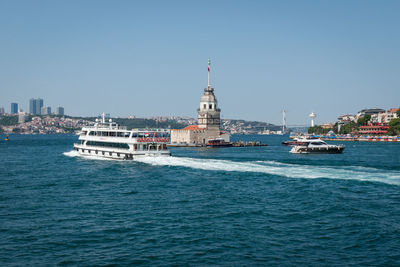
208;58;210;72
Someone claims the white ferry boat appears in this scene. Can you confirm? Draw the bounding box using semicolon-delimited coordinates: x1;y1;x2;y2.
73;114;171;160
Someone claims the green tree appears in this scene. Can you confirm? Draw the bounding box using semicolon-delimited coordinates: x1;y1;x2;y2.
0;116;18;126
388;118;400;136
396;109;400;118
308;125;332;134
357;114;371;126
339;121;357;134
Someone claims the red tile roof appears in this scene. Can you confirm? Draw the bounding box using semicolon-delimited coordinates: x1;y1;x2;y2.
183;125;200;130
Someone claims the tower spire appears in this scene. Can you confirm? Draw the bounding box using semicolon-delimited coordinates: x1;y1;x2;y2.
282;109;286;133
207;58;211;87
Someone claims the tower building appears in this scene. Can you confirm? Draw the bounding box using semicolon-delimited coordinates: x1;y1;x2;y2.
11;103;18;114
171;60;229;145
56;107;64;116
29;98;44;115
197;59;221;130
309;112;316;127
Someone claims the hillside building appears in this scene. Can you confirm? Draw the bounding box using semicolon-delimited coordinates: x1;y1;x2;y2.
41;106;51;115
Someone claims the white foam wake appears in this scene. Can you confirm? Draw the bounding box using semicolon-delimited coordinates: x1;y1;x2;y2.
63;151;400;185
135;156;400;186
63;150;116;161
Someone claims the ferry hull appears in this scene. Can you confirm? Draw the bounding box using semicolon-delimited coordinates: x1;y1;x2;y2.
290;146;345;154
73;144;171;160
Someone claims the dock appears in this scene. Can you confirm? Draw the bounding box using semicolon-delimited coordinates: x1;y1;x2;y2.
168;141;268;148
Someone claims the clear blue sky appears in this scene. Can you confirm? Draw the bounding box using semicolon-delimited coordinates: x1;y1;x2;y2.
1;0;399;125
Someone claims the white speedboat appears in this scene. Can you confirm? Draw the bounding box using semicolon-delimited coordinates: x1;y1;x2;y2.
290;138;345;154
73;114;171;160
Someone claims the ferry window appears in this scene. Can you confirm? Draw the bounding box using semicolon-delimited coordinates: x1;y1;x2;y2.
132;133;138;138
209;104;212;109
204;104;206;109
311;142;324;146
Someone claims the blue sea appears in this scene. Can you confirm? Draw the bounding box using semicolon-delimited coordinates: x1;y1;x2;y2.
1;134;400;266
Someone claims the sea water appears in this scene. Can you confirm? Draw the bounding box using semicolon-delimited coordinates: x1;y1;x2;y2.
1;134;399;265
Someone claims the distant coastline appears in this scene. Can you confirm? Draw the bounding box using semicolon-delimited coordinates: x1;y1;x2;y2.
0;114;281;135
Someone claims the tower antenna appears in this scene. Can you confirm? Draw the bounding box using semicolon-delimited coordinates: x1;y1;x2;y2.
207;58;211;87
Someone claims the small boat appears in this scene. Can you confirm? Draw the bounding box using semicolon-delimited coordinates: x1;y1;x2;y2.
290;138;345;154
4;134;9;141
207;138;233;147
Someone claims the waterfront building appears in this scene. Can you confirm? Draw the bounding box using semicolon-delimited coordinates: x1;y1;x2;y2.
171;60;230;145
29;98;44;115
370;109;399;124
56;107;64;116
321;123;334;129
338;114;356;123
388;108;400;114
0;107;4;115
356;108;385;118
358;124;389;135
11;103;18;114
41;106;51;115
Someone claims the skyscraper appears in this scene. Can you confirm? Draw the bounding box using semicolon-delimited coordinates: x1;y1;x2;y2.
29;98;35;114
29;98;44;115
56;107;64;116
11;103;18;114
36;98;43;115
41;106;51;115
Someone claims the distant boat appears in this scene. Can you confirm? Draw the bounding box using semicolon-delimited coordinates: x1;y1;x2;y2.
290;138;345;154
207;138;233;147
4;134;9;141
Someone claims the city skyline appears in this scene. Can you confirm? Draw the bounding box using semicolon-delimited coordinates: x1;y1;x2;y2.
1;1;399;125
0;97;64;116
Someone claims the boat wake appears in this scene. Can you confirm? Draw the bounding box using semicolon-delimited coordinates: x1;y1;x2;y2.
135;156;400;186
63;150;400;185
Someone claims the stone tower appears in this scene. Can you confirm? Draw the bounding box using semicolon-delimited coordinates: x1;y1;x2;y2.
198;86;221;129
197;59;221;130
